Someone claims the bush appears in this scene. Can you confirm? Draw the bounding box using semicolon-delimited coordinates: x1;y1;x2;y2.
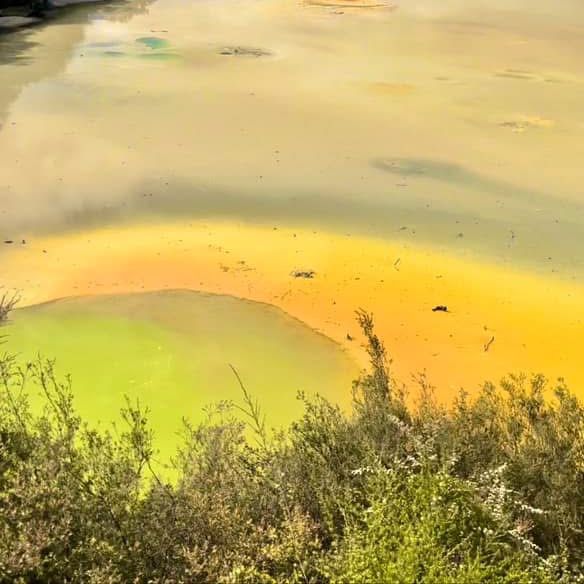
0;310;582;582
329;469;556;584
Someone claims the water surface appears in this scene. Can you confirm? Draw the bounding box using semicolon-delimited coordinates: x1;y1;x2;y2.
1;0;583;395
9;290;357;458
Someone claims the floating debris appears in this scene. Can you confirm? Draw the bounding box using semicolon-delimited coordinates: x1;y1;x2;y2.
305;0;394;8
291;270;316;279
494;69;538;81
499;116;554;133
484;336;495;352
219;46;271;57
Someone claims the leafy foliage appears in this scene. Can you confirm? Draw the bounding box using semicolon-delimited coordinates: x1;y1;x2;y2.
0;309;582;582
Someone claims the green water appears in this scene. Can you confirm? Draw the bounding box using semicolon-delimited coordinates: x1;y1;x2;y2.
7;291;357;461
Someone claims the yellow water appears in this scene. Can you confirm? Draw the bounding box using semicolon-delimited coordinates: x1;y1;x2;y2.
1;0;583;397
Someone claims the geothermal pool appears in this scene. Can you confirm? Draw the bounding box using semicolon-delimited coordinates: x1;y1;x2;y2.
1;0;583;434
8;290;357;459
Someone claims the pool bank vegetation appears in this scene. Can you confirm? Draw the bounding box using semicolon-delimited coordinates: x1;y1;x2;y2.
1;308;583;583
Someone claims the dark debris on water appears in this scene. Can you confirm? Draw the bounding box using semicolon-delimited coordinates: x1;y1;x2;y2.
291;270;316;279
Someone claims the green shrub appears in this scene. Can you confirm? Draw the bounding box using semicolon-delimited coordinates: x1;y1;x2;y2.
328;468;555;584
0;310;582;582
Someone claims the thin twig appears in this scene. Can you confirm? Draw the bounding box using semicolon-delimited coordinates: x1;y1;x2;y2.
0;289;20;323
229;364;267;449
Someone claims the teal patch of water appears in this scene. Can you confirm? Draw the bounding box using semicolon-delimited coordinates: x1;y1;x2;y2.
7;291;357;466
136;36;170;50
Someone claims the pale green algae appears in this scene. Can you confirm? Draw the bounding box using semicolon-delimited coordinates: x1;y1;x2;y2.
7;291;358;463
